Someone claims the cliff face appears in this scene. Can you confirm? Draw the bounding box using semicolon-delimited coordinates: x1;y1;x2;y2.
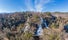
0;12;68;40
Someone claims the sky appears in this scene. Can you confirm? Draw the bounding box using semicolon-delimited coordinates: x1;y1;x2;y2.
0;0;68;13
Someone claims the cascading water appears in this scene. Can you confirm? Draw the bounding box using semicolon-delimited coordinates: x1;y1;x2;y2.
64;24;68;33
24;15;56;35
44;19;48;28
24;17;49;36
40;17;43;23
34;17;49;36
40;17;48;28
35;24;43;36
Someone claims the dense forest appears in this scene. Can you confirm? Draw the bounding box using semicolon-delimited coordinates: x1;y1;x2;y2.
0;12;68;40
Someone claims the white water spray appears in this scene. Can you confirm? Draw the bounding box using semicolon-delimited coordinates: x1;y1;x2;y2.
36;24;43;36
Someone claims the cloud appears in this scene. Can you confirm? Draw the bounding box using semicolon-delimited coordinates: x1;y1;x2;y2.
24;0;54;12
24;0;35;11
34;0;51;12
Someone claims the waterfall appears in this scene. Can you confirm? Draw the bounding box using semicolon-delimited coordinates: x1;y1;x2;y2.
40;17;48;28
40;17;43;23
35;24;43;36
64;24;68;33
44;19;48;28
34;17;49;36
